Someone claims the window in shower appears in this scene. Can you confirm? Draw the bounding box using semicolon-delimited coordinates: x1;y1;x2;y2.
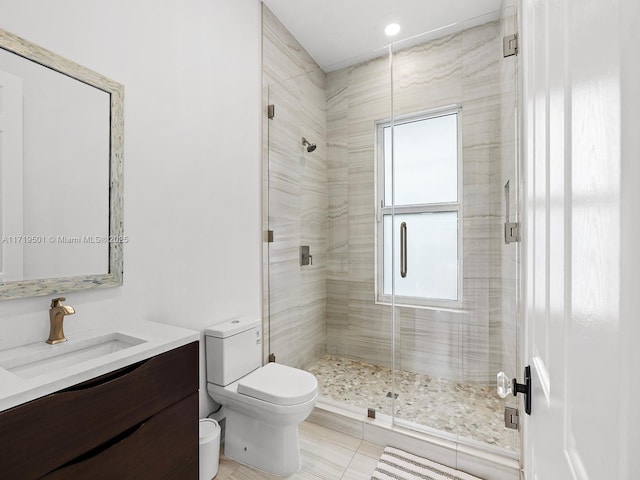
376;108;462;308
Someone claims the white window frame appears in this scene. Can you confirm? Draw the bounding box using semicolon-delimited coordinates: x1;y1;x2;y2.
375;105;463;309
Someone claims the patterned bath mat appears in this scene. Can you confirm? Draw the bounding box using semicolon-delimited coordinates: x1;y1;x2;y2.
371;446;483;480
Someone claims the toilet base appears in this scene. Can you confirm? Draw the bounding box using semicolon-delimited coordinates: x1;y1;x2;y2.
223;409;302;476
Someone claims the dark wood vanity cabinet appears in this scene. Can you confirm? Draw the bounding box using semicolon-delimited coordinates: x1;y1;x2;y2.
0;341;199;480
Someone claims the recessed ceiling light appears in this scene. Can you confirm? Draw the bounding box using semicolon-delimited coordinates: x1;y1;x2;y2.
385;23;401;36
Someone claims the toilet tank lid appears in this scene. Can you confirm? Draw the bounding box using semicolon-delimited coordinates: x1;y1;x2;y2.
205;317;261;338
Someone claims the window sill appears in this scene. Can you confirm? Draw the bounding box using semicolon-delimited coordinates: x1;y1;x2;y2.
375;298;468;314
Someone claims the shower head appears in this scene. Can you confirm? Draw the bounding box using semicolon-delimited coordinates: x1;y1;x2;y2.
302;137;317;153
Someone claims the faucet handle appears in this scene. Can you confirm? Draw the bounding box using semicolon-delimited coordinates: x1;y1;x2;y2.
50;297;66;308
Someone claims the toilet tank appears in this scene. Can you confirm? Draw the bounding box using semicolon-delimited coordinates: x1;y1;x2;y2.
205;317;262;386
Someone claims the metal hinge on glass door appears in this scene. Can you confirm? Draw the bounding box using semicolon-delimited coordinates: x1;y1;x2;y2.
505;223;520;244
504;407;519;430
503;34;518;57
504;180;521;244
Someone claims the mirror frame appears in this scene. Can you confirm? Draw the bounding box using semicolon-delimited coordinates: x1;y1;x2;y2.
0;28;124;300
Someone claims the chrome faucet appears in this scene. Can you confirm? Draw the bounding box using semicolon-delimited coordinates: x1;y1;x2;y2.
46;297;75;345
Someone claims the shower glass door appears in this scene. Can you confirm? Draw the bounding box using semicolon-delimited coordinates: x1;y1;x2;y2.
388;5;521;454
262;2;396;417
262;73;328;371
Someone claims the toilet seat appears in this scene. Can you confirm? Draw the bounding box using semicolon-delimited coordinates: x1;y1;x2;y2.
237;362;317;406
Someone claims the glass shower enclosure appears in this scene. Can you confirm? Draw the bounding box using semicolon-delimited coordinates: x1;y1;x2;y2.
262;1;521;455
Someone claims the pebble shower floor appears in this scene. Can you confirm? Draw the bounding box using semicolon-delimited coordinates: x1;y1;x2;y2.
307;355;518;452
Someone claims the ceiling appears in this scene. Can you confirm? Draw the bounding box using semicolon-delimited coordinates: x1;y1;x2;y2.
262;0;502;72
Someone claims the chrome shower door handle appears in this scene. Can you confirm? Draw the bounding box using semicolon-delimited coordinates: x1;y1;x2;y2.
400;222;407;278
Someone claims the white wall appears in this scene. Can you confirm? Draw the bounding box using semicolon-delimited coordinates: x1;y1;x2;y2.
0;0;262;416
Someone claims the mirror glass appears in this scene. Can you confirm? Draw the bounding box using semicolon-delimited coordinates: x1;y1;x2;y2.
0;28;123;300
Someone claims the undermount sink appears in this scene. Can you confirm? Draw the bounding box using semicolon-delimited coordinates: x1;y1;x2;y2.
0;333;146;380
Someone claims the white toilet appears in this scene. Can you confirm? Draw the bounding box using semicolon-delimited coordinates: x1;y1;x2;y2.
205;318;318;476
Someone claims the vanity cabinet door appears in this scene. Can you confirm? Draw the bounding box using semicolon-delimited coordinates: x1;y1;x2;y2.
41;393;198;480
0;341;198;480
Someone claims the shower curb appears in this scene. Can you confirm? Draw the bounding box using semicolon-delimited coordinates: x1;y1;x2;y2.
308;400;521;480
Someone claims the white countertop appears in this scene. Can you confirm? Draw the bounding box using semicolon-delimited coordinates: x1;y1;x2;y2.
0;320;199;412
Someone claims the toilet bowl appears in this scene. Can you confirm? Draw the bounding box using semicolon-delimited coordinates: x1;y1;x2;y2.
205;318;318;476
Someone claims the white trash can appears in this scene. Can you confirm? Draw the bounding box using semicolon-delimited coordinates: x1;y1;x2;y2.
199;418;220;480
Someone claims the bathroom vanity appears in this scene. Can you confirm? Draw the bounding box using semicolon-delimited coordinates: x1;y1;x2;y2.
0;321;200;479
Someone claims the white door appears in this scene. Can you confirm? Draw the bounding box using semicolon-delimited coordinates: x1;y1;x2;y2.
522;0;639;478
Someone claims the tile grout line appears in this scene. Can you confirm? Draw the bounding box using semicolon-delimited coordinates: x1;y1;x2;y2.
338;440;363;480
300;465;335;480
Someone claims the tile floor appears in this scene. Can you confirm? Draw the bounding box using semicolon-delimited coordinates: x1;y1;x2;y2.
216;421;383;480
307;355;518;452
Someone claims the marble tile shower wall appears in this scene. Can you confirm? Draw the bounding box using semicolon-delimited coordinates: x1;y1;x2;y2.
262;6;328;369
326;21;510;384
